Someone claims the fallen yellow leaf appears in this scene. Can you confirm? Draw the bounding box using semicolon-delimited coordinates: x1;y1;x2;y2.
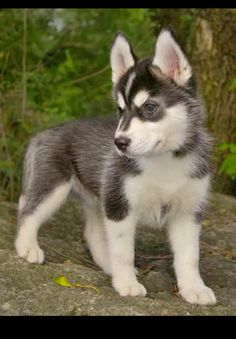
53;275;100;293
53;276;73;287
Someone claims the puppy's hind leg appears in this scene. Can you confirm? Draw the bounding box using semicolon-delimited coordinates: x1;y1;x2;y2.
15;132;73;264
15;181;72;264
83;204;111;275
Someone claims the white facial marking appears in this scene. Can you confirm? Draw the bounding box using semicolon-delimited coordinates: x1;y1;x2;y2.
115;103;189;157
116;117;160;156
125;72;136;98
117;92;125;110
133;90;149;107
163;103;188;148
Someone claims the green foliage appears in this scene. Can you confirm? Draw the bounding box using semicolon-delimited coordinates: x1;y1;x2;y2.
229;78;236;91
148;9;198;52
219;143;236;180
1;9;234;201
0;9;154;201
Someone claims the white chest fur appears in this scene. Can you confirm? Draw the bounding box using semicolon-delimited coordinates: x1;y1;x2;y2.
124;153;209;228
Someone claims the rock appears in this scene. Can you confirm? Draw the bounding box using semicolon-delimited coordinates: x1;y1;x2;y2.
144;271;172;293
0;193;236;315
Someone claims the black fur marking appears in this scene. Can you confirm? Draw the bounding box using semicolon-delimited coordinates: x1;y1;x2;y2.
104;184;129;221
185;74;198;98
119;101;166;129
119;110;133;131
136;103;166;122
116;58;197;111
191;160;210;179
115;60;171;126
103;155;141;222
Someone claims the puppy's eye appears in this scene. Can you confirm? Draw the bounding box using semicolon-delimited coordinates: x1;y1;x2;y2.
141;100;163;121
143;102;158;112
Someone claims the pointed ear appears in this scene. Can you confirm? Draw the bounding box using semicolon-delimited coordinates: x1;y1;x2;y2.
153;28;192;86
110;33;136;85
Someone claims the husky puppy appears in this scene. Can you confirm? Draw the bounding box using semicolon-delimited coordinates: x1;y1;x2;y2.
15;28;216;305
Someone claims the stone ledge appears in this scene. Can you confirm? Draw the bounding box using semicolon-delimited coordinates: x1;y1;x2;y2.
0;193;235;315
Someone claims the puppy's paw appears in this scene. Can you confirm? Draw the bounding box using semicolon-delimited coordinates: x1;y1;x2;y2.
179;285;216;305
113;277;147;297
15;237;44;264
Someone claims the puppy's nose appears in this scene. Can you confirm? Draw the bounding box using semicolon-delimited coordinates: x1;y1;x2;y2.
114;137;131;151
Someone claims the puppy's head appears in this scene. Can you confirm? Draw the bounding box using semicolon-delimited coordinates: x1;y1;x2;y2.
110;28;199;158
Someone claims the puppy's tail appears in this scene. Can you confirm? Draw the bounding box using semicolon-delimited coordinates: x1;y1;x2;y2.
22;138;37;194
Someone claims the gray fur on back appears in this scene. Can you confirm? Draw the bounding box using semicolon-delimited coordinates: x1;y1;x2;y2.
20;118;137;218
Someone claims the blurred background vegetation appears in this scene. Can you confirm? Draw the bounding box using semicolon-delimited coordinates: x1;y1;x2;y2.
0;8;235;202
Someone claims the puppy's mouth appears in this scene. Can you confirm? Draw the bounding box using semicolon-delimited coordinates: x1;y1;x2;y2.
115;146;125;157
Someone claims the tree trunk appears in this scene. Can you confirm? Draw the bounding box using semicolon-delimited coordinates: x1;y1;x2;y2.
150;9;236;195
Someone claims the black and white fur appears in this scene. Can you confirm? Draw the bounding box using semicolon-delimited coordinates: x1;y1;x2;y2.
15;28;216;305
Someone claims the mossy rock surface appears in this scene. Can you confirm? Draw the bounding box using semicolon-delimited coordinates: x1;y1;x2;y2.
0;193;236;315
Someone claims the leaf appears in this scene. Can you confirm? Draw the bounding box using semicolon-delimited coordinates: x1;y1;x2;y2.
220;153;236;179
65;49;75;72
220;143;236;153
53;276;100;293
53;276;73;287
75;282;100;294
229;144;236;153
218;143;230;151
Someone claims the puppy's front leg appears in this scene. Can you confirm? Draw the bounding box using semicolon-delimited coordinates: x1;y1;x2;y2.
167;214;216;305
105;214;146;297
